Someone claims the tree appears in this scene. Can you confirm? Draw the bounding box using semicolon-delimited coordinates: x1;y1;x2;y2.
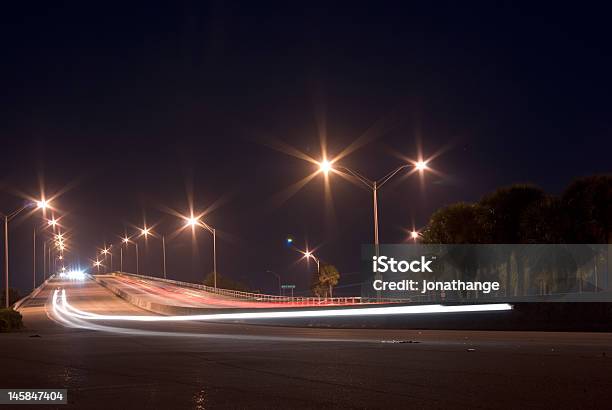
562;175;612;243
480;184;546;243
311;263;340;298
421;202;492;244
520;195;569;244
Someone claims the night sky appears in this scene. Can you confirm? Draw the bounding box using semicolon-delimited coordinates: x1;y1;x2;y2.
1;3;611;296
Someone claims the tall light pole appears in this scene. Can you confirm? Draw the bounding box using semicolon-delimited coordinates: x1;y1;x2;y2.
33;229;36;290
43;241;46;281
184;216;218;288
33;219;57;289
1;199;48;308
162;235;167;279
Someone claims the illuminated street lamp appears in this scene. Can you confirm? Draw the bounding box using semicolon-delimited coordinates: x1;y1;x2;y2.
183;215;218;288
1;198;50;308
138;225;167;279
302;250;320;274
317;158;430;255
410;230;420;241
36;200;49;209
122;235;139;274
93;260;102;274
100;246;112;273
293;246;320;288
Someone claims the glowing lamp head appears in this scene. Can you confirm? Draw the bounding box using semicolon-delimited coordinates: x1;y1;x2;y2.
410;230;419;240
415;160;428;172
94;260;101;267
186;217;199;227
304;251;312;259
319;160;332;175
122;237;129;244
36;199;49;209
141;227;150;237
101;248;108;255
58;255;63;260
48;218;57;226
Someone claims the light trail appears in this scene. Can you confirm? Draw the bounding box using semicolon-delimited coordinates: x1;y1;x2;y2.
49;289;355;342
53;289;512;322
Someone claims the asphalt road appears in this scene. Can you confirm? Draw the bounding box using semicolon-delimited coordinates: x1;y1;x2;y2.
1;277;611;409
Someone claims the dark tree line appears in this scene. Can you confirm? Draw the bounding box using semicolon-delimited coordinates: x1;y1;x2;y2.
420;176;611;296
422;176;612;245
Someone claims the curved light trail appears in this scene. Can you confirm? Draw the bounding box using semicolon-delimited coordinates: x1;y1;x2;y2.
53;289;512;322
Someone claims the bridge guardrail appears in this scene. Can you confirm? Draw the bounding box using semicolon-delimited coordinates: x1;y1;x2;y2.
113;272;408;305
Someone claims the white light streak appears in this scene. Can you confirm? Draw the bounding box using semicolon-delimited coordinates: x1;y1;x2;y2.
53;289;511;322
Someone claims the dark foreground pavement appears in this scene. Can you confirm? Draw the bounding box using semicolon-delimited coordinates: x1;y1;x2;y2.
1;278;611;409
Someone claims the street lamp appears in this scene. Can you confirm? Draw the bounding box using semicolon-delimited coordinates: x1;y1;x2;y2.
1;198;49;308
122;235;139;274
317;158;430;255
101;246;112;273
410;230;420;241
93;260;102;274
36;200;49;209
183;215;217;288
301;249;320;277
138;225;166;278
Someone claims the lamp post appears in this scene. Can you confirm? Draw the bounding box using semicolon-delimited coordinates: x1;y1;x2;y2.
33;219;58;290
43;241;46;281
33;228;36;290
184;216;218;288
317;159;429;299
1;199;49;308
162;235;167;279
302;250;320;275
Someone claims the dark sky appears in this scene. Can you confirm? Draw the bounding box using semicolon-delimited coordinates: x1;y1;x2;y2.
1;2;611;296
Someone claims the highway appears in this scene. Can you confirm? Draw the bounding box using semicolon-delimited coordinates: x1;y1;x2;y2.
1;276;611;409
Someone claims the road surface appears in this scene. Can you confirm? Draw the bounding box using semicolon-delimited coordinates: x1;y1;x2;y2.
1;277;611;409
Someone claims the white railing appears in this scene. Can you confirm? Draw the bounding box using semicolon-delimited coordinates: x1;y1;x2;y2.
113;272;407;305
